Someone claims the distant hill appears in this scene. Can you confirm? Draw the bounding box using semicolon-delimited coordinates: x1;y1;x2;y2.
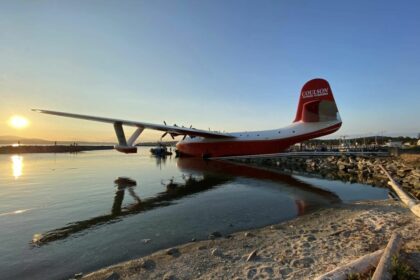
0;135;177;146
0;135;113;145
0;135;53;144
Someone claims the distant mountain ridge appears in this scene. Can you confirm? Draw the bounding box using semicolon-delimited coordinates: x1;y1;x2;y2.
0;135;113;145
0;135;177;146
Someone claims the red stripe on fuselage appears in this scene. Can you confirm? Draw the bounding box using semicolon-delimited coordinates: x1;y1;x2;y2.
176;122;341;158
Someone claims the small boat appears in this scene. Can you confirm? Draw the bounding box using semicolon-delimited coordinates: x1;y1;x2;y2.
150;145;173;157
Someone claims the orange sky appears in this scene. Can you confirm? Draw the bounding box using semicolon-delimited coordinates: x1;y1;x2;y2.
1;113;163;142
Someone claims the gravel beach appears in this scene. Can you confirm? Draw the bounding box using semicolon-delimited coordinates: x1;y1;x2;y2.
81;200;420;280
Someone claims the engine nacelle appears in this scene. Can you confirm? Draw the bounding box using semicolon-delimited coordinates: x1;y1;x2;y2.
114;145;137;154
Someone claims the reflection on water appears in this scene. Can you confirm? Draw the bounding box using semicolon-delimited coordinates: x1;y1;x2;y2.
0;150;388;280
0;208;33;217
11;155;23;179
32;158;340;246
32;172;230;246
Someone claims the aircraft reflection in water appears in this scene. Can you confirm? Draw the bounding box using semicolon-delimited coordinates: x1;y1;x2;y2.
178;159;341;215
31;159;340;246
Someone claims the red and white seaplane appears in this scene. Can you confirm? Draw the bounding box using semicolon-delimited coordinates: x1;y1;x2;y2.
33;78;342;158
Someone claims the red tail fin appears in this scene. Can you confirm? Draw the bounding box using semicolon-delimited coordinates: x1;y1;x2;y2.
294;78;339;123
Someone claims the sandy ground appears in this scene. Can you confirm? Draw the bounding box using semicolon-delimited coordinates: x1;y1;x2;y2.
80;200;420;280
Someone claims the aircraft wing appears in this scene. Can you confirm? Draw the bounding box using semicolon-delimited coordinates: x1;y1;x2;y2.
32;109;235;139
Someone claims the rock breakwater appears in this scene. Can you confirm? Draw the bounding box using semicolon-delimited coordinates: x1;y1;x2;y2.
230;155;420;199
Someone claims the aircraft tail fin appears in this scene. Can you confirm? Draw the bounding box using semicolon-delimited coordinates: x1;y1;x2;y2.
294;78;340;123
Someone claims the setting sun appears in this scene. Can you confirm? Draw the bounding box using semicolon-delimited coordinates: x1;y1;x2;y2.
8;115;29;129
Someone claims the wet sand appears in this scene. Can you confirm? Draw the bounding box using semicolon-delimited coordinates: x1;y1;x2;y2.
82;200;420;280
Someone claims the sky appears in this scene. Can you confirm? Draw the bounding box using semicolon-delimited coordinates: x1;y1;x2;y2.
1;0;419;142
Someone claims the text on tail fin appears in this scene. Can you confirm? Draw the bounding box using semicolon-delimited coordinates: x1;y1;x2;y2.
294;78;339;123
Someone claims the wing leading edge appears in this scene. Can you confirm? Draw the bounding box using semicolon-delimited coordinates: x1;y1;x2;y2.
32;109;235;139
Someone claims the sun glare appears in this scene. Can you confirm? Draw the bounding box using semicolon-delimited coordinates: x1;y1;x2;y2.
11;155;23;179
8;115;29;129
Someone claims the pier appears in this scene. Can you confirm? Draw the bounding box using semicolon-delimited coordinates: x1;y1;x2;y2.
216;150;389;160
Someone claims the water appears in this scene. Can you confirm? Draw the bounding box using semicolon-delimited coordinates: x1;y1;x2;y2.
0;149;388;280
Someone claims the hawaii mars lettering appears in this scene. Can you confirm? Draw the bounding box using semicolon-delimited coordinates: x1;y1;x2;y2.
301;88;329;98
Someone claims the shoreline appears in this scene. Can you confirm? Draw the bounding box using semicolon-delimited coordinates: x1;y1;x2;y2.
229;154;420;199
81;199;420;280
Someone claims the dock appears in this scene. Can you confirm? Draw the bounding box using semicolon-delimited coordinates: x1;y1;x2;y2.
216;151;389;160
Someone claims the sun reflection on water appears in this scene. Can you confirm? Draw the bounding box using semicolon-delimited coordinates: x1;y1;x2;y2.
11;155;23;179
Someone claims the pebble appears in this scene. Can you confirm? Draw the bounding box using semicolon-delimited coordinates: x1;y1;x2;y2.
279;267;293;276
211;248;223;257
104;271;120;280
291;257;314;268
166;248;180;256
247;268;257;278
163;273;177;280
246;250;258;262
140;259;156;270
306;235;316;241
301;242;311;248
209;231;222;239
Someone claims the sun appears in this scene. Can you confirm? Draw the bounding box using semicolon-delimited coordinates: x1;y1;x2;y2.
8;115;29;129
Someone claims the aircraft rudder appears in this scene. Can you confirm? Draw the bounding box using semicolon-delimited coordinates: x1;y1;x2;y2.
294;78;339;123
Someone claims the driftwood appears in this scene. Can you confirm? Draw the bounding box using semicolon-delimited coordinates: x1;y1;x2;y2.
379;165;420;218
314;249;384;280
371;232;402;280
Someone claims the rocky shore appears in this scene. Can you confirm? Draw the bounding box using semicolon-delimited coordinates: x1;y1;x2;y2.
81;200;419;280
230;154;420;199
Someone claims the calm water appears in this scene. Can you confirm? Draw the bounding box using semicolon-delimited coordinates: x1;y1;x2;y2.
0;149;388;280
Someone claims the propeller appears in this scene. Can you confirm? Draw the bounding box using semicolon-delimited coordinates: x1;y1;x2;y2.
163;121;167;125
161;131;178;140
160;132;168;140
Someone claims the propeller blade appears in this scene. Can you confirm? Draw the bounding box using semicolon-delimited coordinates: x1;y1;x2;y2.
170;133;175;139
163;121;167;125
161;132;168;139
182;135;187;140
